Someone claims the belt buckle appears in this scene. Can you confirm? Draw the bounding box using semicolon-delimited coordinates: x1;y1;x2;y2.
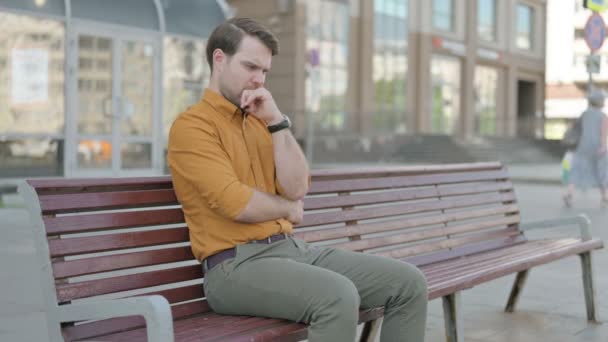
266;236;273;244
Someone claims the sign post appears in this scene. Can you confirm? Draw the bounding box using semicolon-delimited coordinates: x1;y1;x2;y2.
584;12;606;93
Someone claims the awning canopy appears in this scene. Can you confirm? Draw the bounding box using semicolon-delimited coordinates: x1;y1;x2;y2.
0;0;228;38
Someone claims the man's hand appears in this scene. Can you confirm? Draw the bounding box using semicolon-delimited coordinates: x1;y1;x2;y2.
287;200;304;225
240;88;283;125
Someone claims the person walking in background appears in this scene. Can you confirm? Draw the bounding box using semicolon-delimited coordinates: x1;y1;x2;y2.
562;89;608;207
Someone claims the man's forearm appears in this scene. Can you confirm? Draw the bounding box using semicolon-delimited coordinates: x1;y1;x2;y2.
273;129;310;200
234;189;294;223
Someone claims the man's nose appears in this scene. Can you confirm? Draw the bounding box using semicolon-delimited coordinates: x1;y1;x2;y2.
252;72;265;87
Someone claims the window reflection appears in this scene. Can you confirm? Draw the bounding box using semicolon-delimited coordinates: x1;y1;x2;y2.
478;0;496;42
77;139;111;169
516;4;533;50
431;55;461;134
474;65;498;135
121;142;152;169
77;35;112;135
305;0;350;132
432;0;454;32
373;0;408;134
0;138;63;177
163;37;209;139
0;13;65;135
121;40;154;137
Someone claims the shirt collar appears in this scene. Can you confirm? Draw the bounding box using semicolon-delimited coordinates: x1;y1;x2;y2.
201;88;244;119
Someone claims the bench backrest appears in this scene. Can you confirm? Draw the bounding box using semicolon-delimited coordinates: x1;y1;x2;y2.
23;162;521;340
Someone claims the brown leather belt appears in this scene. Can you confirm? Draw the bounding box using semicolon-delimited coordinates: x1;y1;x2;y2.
204;233;288;271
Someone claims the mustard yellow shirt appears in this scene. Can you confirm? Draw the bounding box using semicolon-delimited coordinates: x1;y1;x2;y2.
168;89;293;261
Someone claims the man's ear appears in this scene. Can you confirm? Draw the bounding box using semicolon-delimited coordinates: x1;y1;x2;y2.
212;49;226;71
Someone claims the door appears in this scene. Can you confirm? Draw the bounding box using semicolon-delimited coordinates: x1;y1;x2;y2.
66;23;161;177
517;80;536;138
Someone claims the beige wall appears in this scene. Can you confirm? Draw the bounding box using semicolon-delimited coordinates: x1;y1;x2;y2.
229;0;547;139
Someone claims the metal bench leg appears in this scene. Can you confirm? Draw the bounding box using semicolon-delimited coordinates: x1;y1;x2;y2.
505;269;529;313
442;292;463;342
359;317;382;342
580;251;599;323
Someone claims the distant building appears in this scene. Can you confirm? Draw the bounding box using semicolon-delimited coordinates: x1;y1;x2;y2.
229;0;547;156
0;0;546;178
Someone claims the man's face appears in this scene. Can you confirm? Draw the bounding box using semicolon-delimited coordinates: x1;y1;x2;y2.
216;35;272;108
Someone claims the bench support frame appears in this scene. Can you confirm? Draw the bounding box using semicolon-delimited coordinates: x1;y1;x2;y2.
505;269;529;313
442;292;463;342
359;317;382;342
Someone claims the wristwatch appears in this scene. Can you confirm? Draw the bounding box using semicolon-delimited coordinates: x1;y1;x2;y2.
267;114;291;133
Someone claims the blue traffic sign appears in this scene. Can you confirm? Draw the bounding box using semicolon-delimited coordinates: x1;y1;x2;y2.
585;13;607;52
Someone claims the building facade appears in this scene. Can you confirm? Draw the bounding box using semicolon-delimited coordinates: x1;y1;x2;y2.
228;0;547;151
0;0;546;178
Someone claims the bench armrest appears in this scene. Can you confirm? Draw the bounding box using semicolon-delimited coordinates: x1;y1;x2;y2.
54;295;173;342
520;214;592;241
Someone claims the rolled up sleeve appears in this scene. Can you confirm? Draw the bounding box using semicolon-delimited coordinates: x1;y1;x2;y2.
168;117;253;219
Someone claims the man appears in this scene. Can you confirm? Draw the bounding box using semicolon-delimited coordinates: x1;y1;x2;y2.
168;17;427;341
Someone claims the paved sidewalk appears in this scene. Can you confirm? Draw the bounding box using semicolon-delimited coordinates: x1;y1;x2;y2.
1;181;606;341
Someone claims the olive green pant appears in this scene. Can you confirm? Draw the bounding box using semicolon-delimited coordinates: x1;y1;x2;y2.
203;236;428;341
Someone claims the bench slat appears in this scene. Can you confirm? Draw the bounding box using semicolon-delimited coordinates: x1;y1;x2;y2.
72;307;384;342
310;162;502;179
28;177;173;193
404;235;527;267
48;227;189;257
295;204;519;242
298;192;516;227
426;238;604;300
52;246;195;278
303;181;513;210
425;239;578;282
44;208;185;235
376;228;521;259
56;264;203;302
328;215;521;252
39;189;178;214
308;169;509;194
63;300;208;341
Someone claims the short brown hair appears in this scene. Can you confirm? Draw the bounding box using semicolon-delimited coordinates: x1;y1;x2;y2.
206;17;279;71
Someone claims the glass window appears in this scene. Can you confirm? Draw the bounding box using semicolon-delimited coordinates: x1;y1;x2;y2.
305;0;350;133
478;0;497;42
430;55;461;134
516;4;534;50
373;0;408;134
0;12;65;135
433;0;454;32
474;65;499;136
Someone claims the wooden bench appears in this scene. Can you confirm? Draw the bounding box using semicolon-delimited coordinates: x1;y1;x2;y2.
21;162;603;342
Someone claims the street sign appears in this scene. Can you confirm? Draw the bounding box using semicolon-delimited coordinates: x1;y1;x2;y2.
586;54;601;73
584;13;607;52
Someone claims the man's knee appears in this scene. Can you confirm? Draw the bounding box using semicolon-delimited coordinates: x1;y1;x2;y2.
395;263;428;301
313;275;360;322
